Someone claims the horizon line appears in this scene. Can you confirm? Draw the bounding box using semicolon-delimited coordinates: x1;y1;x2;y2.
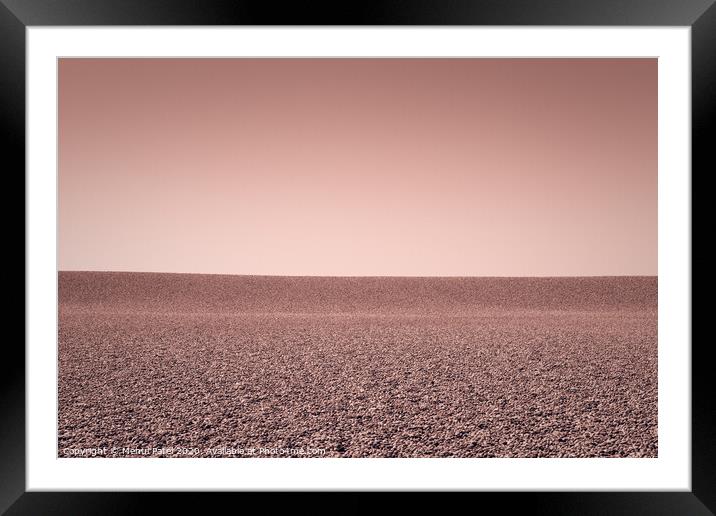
58;270;658;279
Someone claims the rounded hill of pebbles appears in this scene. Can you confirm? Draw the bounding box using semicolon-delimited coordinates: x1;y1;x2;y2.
59;272;657;458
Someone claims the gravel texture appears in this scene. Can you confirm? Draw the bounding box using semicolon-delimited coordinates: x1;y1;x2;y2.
58;272;657;458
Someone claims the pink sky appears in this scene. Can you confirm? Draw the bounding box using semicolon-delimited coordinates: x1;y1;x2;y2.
59;58;656;276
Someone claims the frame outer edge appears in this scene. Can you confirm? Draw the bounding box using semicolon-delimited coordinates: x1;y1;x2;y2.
4;0;712;512
0;0;715;26
0;1;27;514
691;1;716;514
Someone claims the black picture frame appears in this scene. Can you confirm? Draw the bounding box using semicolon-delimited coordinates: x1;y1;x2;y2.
3;0;710;513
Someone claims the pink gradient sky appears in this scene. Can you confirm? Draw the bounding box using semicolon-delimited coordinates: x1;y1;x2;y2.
59;58;656;276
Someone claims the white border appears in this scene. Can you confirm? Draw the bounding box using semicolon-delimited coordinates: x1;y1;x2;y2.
27;27;691;491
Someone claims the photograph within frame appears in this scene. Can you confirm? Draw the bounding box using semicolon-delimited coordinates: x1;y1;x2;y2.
57;57;657;459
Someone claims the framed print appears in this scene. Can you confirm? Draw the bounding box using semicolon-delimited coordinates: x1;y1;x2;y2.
4;0;711;513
